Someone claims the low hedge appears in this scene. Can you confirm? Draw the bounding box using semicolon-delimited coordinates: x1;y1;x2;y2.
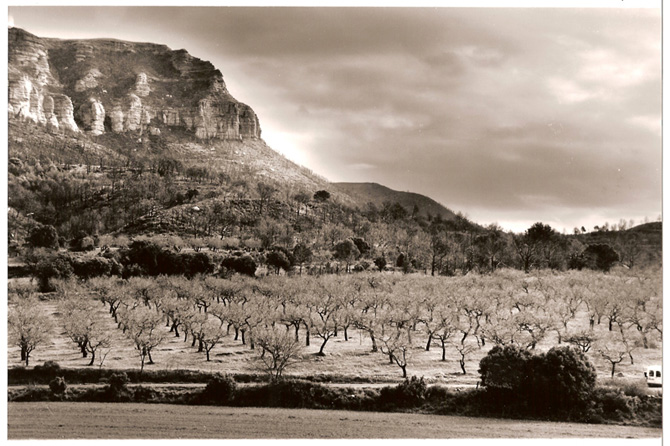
7;373;661;428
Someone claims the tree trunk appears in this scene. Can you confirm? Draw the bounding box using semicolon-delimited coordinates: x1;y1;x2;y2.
460;358;466;374
400;365;407;378
370;332;378;352
318;338;328;356
294;324;300;342
425;333;433;351
88;349;96;366
344;326;349;341
441;340;446;361
148;349;154;364
241;330;246;345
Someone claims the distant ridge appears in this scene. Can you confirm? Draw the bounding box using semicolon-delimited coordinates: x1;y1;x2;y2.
333;182;458;220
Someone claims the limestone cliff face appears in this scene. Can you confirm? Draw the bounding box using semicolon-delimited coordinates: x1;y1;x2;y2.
8;27;261;140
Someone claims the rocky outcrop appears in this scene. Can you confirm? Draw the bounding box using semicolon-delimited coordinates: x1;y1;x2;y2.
8;27;261;140
8;28;80;134
77;98;105;135
124;94;143;131
134;72;151;97
109;94;153;133
51;95;79;133
74;68;103;92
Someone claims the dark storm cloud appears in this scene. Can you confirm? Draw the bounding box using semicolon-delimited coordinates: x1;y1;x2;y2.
8;6;661;231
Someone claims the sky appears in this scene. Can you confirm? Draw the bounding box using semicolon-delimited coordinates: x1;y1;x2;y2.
6;3;662;233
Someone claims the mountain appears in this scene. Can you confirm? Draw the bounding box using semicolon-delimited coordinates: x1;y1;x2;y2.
8;27;476;238
333;182;458;220
7;27;337;196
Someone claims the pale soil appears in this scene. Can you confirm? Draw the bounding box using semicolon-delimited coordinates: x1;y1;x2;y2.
7;402;663;439
8;297;662;387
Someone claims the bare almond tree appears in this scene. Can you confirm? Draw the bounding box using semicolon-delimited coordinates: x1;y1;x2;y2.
9;298;52;366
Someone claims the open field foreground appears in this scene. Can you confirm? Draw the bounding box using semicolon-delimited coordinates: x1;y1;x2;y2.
7;402;663;439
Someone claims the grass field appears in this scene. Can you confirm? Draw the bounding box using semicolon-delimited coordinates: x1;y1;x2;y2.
8;295;662;386
7;402;663;439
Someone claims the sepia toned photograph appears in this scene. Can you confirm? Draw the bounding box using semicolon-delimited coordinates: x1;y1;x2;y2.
5;1;662;440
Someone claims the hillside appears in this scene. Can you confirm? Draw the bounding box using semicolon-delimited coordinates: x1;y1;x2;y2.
333;182;458;220
7;27;343;200
7;27;660;272
569;222;662;267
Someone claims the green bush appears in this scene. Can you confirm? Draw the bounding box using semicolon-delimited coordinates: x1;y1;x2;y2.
478;345;597;417
531;346;597;414
108;372;129;392
203;374;237;404
590;387;635;421
221;255;257;277
28;224;59;250
33;256;73;292
48;377;67;395
104;372;132;402
34;360;62;374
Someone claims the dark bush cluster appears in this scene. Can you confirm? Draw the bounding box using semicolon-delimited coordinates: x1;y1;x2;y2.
379;376;427;408
478;345;597;418
48;376;67;395
119;241;215;278
104;372;132;401
202;374;237;404
27;224;60;250
221;254;257;277
30;253;122;290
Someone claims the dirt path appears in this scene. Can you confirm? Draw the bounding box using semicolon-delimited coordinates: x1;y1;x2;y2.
8;402;662;439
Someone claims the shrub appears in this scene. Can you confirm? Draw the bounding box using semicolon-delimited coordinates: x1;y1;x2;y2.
478;345;597;417
374;256;387;272
33;255;73;292
133;386;156;402
479;345;532;391
108;372;130;392
265;249;292;274
35;360;61;374
582;244;620;272
203;374;237;404
49;377;67;395
72;257;114;279
221;255;257;277
621;381;649;399
396;376;427;406
590;387;635;421
531;346;597;414
180;251;215;278
69;233;96;252
28;224;59;250
379;376;427;408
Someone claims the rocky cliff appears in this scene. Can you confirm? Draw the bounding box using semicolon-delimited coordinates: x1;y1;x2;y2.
8;27;261;140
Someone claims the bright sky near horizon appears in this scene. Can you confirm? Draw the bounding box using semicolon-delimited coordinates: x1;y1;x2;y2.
7;3;662;233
